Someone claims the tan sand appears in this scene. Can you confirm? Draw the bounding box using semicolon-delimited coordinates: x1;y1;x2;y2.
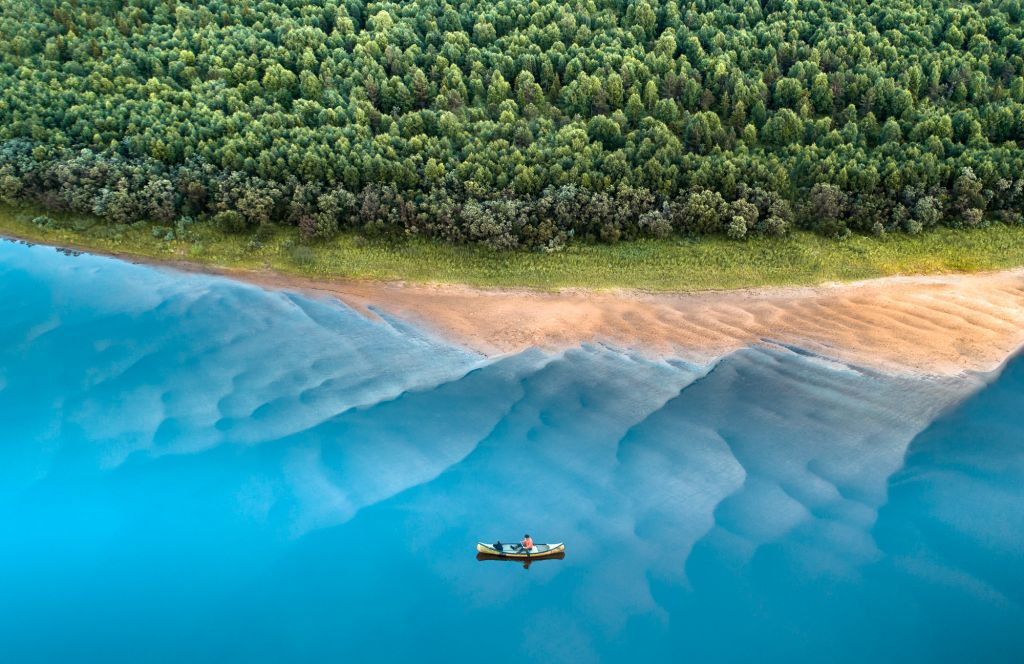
10;231;1023;376
241;268;1024;378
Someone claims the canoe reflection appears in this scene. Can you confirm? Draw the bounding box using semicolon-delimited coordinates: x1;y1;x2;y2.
476;551;565;569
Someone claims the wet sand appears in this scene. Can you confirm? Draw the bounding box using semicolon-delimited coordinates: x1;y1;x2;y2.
242;268;1024;378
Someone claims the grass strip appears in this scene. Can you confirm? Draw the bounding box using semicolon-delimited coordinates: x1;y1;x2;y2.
4;204;1024;291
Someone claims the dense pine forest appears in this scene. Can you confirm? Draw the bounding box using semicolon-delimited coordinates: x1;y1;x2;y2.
3;1;1024;249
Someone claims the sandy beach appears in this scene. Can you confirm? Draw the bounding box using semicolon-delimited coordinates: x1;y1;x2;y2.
7;233;1024;377
236;266;1024;378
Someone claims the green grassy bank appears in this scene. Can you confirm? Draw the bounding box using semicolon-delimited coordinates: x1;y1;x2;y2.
3;204;1024;291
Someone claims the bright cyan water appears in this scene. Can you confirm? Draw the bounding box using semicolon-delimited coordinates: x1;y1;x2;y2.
1;240;1022;662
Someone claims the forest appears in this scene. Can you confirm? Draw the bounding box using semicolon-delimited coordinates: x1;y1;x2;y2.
3;0;1024;249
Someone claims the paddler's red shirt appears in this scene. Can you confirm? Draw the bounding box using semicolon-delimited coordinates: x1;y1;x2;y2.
522;537;533;549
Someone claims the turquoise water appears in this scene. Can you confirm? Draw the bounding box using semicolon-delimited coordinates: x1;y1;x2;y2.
1;239;1022;662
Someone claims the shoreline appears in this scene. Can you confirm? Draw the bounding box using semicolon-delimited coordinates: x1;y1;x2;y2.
6;231;1024;378
297;268;1024;378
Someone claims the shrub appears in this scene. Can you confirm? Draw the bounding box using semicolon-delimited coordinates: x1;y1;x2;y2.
639;208;673;238
727;216;748;240
761;216;790;237
805;183;849;238
213;210;247;233
677;189;727;235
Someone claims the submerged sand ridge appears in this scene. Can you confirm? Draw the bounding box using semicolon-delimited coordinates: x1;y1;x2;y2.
247;268;1024;378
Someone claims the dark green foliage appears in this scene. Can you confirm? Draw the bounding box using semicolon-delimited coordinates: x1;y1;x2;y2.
214;211;248;234
2;0;1024;249
806;184;851;238
678;189;728;236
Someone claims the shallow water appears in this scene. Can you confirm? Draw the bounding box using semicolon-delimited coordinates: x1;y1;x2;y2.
1;240;1022;662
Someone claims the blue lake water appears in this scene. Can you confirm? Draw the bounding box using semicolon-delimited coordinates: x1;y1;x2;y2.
1;239;1022;662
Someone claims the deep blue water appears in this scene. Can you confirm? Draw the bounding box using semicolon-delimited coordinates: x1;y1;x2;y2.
1;239;1022;662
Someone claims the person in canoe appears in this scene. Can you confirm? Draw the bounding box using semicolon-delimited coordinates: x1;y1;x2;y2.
519;534;534;555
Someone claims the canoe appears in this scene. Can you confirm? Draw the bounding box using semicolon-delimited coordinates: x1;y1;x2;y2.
475;542;565;559
476;551;564;563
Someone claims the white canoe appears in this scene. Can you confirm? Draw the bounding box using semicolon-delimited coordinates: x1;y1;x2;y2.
476;542;565;559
